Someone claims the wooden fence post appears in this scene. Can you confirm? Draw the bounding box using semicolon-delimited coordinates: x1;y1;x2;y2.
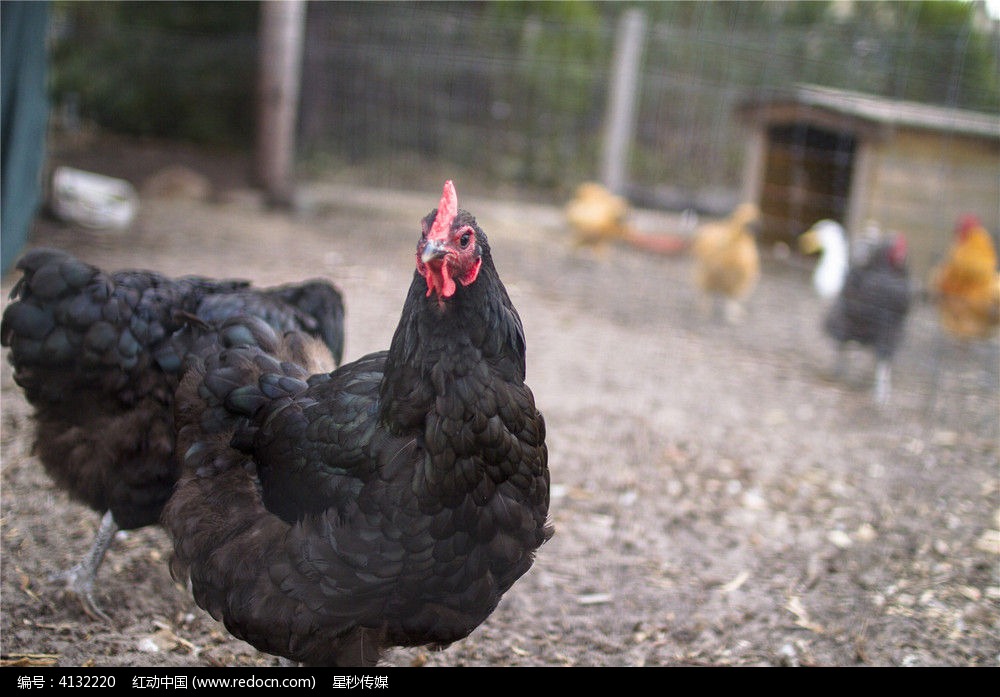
255;0;307;208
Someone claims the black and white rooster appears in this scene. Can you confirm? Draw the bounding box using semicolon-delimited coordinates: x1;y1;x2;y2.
800;221;913;405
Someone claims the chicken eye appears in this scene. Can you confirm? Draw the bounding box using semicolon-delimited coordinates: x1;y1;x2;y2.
459;231;471;248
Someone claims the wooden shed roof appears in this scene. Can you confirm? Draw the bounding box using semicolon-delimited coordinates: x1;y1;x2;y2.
738;84;1000;141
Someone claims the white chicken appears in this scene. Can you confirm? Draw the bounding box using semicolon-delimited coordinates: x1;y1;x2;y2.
798;219;850;300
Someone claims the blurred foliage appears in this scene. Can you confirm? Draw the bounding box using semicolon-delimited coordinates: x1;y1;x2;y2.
49;1;258;147
629;0;1000;197
479;1;608;187
636;0;999;110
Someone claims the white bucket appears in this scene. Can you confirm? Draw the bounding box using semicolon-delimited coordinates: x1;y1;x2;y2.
51;166;139;230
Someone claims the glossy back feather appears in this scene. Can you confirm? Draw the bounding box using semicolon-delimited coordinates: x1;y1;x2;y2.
163;183;551;667
0;247;344;529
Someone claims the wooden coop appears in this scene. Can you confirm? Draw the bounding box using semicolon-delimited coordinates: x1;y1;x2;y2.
736;85;1000;282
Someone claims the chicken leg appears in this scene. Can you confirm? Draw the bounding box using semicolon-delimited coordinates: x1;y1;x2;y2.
49;510;118;622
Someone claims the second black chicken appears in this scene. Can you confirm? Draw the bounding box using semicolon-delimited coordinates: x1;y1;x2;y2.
1;248;344;620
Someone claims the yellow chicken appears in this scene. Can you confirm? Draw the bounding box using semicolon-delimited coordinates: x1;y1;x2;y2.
564;181;689;257
929;214;1000;340
564;182;635;252
690;202;762;322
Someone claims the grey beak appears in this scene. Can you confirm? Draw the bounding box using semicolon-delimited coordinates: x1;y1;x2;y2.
421;239;448;263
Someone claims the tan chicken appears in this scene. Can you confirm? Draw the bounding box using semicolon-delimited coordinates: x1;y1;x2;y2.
565;182;634;252
690;202;762;322
929;214;1000;340
564;182;688;256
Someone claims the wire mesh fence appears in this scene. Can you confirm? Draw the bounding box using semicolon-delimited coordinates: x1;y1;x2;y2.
48;2;999;208
292;1;999;208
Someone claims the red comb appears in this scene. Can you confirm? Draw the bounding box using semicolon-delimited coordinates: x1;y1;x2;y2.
428;180;458;241
889;232;907;267
956;214;981;236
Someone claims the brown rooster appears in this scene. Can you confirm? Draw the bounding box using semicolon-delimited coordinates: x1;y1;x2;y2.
163;181;552;666
929;214;1000;340
925;214;999;416
1;249;344;620
690;202;762;322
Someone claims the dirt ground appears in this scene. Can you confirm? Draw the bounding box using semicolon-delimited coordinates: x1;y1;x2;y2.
1;135;998;668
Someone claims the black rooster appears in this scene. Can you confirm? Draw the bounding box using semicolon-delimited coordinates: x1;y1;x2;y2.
1;248;344;620
163;181;552;666
821;232;912;405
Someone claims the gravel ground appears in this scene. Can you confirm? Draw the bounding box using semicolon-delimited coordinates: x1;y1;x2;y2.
1;136;998;669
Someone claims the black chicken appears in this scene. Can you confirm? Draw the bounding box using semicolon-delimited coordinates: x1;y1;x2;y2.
821;232;912;405
1;248;344;620
163;181;552;666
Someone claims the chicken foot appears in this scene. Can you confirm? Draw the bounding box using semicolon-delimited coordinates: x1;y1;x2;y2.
873;359;891;407
48;510;117;622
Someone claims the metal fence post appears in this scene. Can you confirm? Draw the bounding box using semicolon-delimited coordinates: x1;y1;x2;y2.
601;8;647;197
